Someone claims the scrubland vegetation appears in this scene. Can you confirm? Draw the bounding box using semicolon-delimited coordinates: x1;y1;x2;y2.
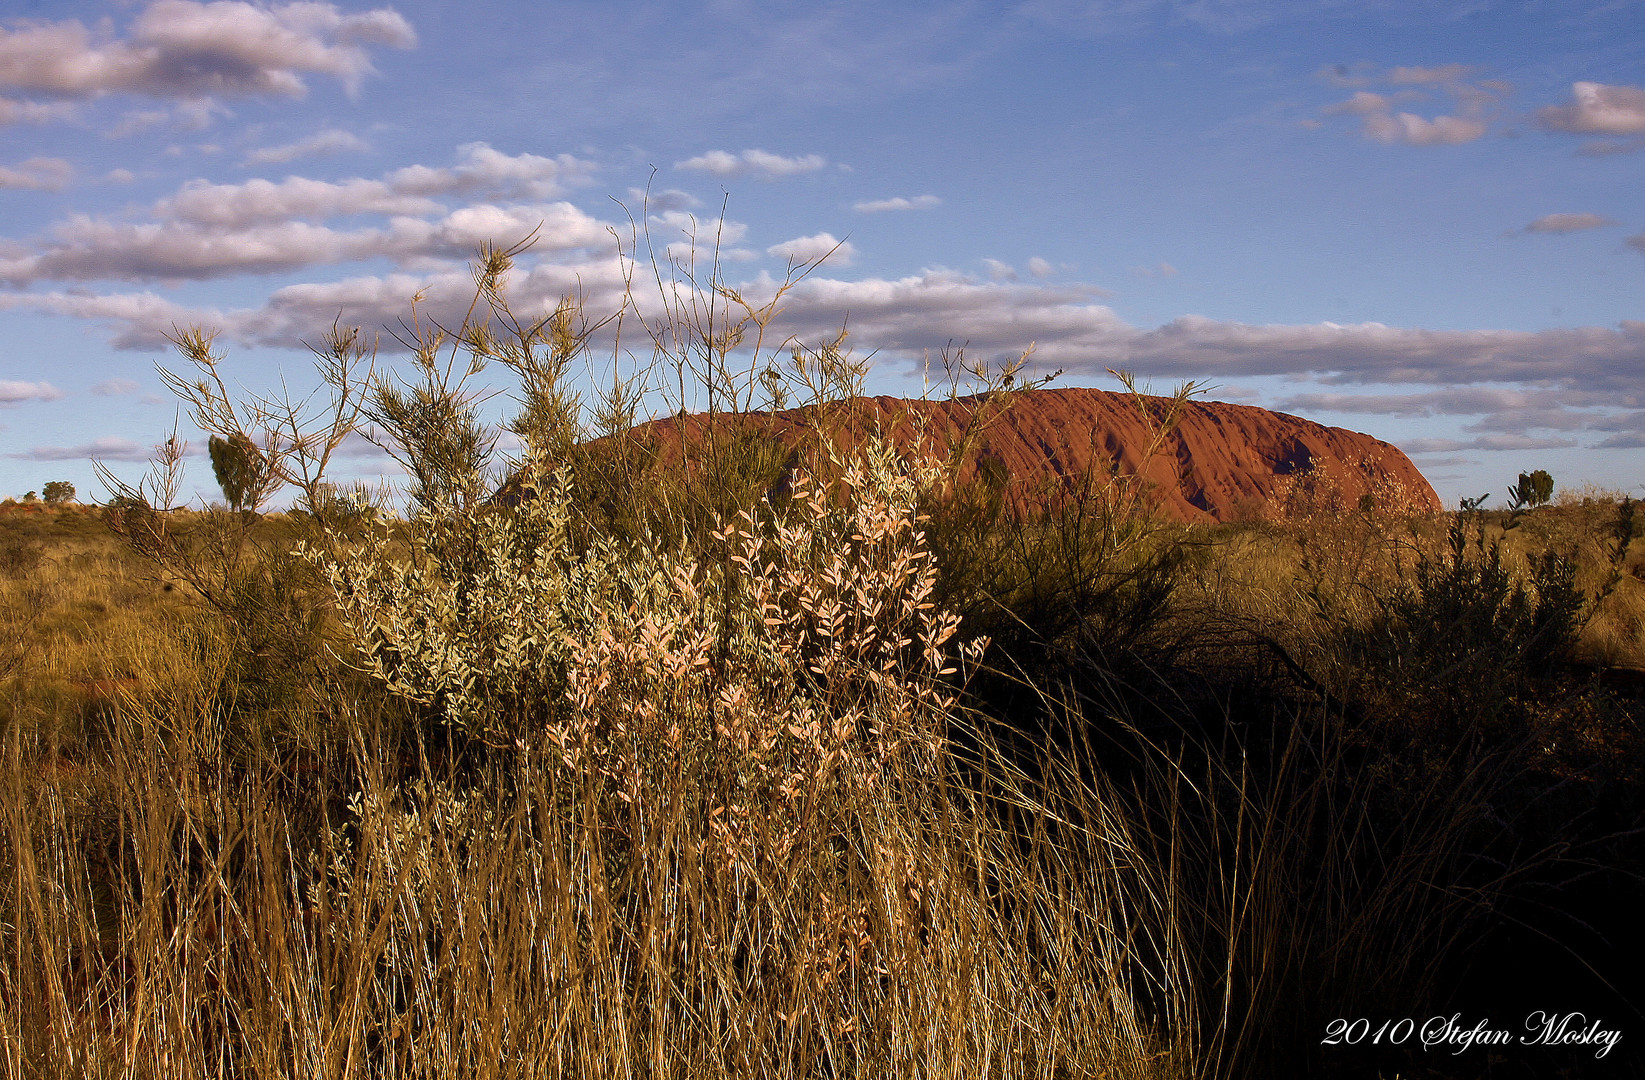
1;239;1641;1078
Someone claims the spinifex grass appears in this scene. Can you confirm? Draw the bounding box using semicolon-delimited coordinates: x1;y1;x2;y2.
0;562;1194;1078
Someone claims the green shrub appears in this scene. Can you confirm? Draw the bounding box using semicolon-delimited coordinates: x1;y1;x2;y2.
208;432;274;512
1389;514;1584;678
1509;467;1554;511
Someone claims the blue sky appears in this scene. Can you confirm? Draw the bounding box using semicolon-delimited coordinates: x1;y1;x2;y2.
1;0;1642;507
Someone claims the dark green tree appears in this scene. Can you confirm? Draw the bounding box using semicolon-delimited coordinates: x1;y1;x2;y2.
209;433;272;512
1508;469;1553;511
41;480;74;504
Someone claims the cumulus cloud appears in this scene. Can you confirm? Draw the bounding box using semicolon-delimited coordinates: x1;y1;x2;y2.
1400;434;1579;453
853;195;942;213
13;255;1645;452
1275;386;1638;447
1027;256;1055;279
5;200;607;284
648;210;747;246
626;187;699;212
131;266;1644;413
766;233;854;266
0;157;71;191
676;149;827;179
1363;111;1485;145
1326;90;1394;116
0;145;603;285
0;380;63;405
160;176;441;225
728;276;1645;461
1320;65;1500;146
0;1;415;104
1537;82;1645;136
388;143;595;200
9;436;150;462
1522;212;1616;234
215;255;635;350
1277;388;1541;417
92;378;142;396
244;127;369;165
1591;411;1645;448
0;97;75;125
0;289;219;350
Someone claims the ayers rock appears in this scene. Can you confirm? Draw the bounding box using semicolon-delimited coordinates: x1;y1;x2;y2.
583;387;1441;524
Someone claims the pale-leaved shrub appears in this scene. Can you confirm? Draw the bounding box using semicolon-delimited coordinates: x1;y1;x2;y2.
310;436;983;872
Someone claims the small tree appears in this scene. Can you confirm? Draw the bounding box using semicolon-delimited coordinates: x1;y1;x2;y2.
1508;469;1553;511
41;481;74;504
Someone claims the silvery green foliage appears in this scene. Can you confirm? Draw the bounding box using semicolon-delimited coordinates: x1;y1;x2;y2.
305;440;980;849
305;468;594;744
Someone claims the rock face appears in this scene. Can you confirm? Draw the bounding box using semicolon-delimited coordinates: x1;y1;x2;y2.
592;387;1441;524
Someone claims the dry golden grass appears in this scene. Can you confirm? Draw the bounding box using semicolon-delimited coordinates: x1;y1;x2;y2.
0;472;1205;1080
5;470;1642;1079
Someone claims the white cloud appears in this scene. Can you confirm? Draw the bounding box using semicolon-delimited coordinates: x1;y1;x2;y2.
1026;256;1055;279
853;195;942;213
0;289;217;350
1592;411;1645;448
626;187;699;212
1277;388;1539;417
1320;67;1500;146
244;127;369;165
10;436;150;462
676;149;828;179
1327;90;1394;116
0;146;605;286
1274;386;1637;448
1400;434;1579;453
1363;111;1485;146
1537;82;1645;136
162;176;439;226
760;271;1129;360
982;258;1017;281
13;251;1645;453
0;97;76;125
105;168;136;184
0;157;71;191
150;145;590;226
649;210;748;246
0;1;415;103
221;253;637;350
92;378;142;396
766;233;855;266
0;380;63;405
387;143;595;200
1522;212;1616;234
6;200;608;284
